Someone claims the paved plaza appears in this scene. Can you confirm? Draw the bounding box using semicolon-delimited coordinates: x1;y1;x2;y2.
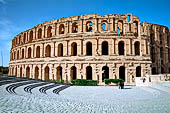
0;76;170;113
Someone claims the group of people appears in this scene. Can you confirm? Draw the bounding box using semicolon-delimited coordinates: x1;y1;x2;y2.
118;82;124;89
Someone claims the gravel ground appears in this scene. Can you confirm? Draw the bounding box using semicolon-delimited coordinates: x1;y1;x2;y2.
0;77;170;113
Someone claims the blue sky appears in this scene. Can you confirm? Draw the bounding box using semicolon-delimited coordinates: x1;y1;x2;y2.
0;0;170;67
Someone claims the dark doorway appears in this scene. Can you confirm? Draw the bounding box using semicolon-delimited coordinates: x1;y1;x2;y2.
71;66;77;81
35;66;39;79
102;41;108;55
135;41;140;55
102;66;109;81
118;41;124;55
36;46;40;58
28;47;32;58
26;67;30;78
152;67;157;75
86;66;92;80
57;66;62;80
45;45;51;57
58;43;63;57
119;66;125;81
20;67;22;78
71;42;77;56
86;42;92;56
136;66;141;77
45;66;49;80
161;67;164;74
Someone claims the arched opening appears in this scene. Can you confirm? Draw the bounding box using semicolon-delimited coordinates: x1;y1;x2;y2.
72;22;78;33
58;43;63;57
26;66;30;78
29;30;33;42
128;15;131;22
118;20;123;35
169;67;170;73
134;21;138;36
47;26;52;38
102;66;109;81
36;46;40;58
20;67;22;77
45;45;51;57
57;66;62;80
59;24;64;34
161;67;164;74
86;42;92;56
15;67;17;76
70;66;77;81
17;50;19;60
118;41;124;55
35;66;39;79
45;66;49;80
38;28;42;39
102;23;106;30
136;66;141;77
71;42;77;56
23;33;26;43
86;66;92;80
134;41;140;56
28;47;32;58
151;47;155;63
119;66;125;81
86;21;93;32
102;41;108;55
152;67;157;75
22;49;24;59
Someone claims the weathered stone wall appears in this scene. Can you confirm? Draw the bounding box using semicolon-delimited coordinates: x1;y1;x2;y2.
8;13;170;85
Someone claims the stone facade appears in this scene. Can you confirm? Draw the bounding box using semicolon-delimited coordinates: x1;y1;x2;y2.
8;14;170;85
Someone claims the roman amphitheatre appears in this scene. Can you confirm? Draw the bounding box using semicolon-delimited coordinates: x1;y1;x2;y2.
8;13;170;85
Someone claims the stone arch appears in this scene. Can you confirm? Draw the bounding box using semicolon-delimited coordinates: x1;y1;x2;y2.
70;66;77;81
117;20;123;35
29;30;33;42
45;66;49;80
152;67;157;75
28;47;32;58
36;46;40;58
102;41;108;55
72;22;78;33
17;50;19;60
102;66;109;81
136;66;141;77
134;21;138;36
26;66;30;78
118;41;124;55
47;26;52;38
23;33;26;43
86;21;93;32
56;66;62;80
71;42;77;56
38;28;42;39
58;43;63;57
35;66;39;79
22;49;24;59
59;24;64;34
45;45;51;57
161;67;164;74
86;66;92;80
101;20;108;31
119;66;125;81
86;41;92;56
20;67;22;77
134;41;140;55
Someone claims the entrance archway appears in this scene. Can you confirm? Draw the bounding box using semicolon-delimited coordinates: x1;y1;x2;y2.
86;66;92;80
102;41;108;55
36;46;40;58
119;66;125;81
86;42;92;56
45;66;49;80
118;41;124;55
102;66;109;81
135;41;140;55
71;42;77;56
26;66;30;78
152;67;157;75
136;66;141;77
58;43;63;57
70;66;77;81
35;66;39;79
45;45;51;57
20;67;22;77
57;66;62;80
